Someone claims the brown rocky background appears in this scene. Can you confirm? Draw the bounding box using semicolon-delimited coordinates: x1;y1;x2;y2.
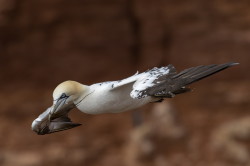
0;0;249;166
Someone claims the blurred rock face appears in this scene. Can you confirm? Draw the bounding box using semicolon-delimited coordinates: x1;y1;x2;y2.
211;117;250;163
0;0;249;166
0;0;247;86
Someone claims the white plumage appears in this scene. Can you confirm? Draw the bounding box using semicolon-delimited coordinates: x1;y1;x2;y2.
74;66;170;114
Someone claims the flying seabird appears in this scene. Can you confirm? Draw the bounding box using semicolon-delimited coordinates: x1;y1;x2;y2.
32;62;238;135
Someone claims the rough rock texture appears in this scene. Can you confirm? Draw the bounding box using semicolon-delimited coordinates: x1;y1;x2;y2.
0;0;249;166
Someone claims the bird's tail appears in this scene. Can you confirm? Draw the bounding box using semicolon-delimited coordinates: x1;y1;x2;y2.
147;62;239;98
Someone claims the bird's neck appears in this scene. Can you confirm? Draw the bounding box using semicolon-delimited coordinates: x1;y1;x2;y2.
74;85;93;105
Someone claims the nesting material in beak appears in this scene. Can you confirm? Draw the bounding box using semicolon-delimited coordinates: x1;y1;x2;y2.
33;116;81;135
32;101;81;135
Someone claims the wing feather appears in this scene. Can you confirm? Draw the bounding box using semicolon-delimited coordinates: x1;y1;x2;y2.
110;65;176;99
130;65;175;99
110;71;139;90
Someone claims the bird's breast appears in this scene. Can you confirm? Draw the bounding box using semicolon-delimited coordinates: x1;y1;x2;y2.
76;87;152;114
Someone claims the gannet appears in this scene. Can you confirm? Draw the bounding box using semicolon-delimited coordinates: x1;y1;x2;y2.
32;62;238;135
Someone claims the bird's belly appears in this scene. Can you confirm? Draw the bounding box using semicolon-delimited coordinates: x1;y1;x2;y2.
76;92;152;114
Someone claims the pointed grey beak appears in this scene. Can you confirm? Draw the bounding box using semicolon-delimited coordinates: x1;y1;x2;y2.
49;96;73;120
32;98;81;135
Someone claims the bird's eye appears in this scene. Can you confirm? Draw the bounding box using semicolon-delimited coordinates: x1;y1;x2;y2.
59;93;68;99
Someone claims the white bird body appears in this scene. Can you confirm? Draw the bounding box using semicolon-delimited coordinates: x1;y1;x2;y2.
78;81;154;114
31;62;238;135
51;66;171;114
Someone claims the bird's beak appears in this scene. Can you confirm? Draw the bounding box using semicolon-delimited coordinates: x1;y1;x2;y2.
49;97;73;120
31;98;81;135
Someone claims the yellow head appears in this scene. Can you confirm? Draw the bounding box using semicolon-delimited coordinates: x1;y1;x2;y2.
53;80;88;104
